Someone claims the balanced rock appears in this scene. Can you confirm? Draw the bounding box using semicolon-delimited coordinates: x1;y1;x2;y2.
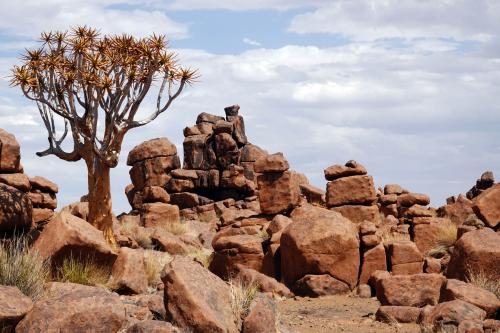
473;183;500;228
127;138;177;166
0;128;21;172
324;160;367;181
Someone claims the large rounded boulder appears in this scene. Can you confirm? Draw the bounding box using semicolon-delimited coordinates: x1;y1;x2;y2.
0;183;32;234
280;204;360;289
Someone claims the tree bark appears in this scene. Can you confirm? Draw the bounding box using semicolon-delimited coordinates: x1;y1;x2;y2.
86;156;116;245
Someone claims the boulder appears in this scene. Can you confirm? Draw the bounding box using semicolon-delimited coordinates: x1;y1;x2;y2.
330;204;380;224
376;273;446;307
127;138;177;165
142;186;170;204
242;294;278;333
0;183;32;233
376;306;421;323
359;243;387;284
29;176;59;193
447;228;500;281
397;193;430;207
126;320;177;333
254;153;289;173
28;192;57;209
240;144;268;163
234;266;293;297
420;300;487;327
473;184;500;228
326;175;376;207
110;247;148;295
384;184;404;195
324;160;367;181
0;173;30;192
16;282;127;332
32;212;117;267
282;205;360;289
441;279;500;317
257;171;300;215
141;203;180;228
387;240;423;275
0;286;33;330
161;256;239;333
438;195;474;226
0;128;21;172
151;230;189;255
293;274;350;297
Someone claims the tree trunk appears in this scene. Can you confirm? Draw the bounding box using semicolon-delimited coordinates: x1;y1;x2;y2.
86;156;116;245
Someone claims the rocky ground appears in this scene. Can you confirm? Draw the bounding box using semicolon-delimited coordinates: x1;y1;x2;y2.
0;105;499;332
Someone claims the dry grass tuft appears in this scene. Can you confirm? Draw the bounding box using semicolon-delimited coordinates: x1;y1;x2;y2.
186;248;212;268
55;254;110;286
161;222;188;236
381;232;410;246
0;237;50;300
143;251;172;288
466;268;500;298
258;228;270;241
228;278;259;324
428;221;457;257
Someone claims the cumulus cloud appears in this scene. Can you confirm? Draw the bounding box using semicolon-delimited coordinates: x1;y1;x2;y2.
243;37;261;47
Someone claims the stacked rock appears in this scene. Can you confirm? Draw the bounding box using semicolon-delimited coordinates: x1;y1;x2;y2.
0;129;58;234
125;138;180;228
466;171;494;199
358;221;386;284
324;160;379;224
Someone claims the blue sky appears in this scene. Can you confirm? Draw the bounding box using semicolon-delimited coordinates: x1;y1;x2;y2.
0;0;499;213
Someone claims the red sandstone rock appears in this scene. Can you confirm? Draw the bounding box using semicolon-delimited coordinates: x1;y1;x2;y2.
29;176;58;193
326;175;376;207
240;144;268;163
384;184;404;195
376;306;421;323
162;256;239;333
0;173;30;192
142;186;170;203
141;203;179;228
447;228;500;281
0;128;21;172
441;279;500;317
282;205;359;289
28;192;57;209
473;184;500;228
324;160;367;181
126;320;177;333
359;243;387;284
235;266;292;297
254;153;289;173
420;300;486;327
438;195;474;226
257;171;300;215
16;282;127;332
127;138;177;165
0;183;32;232
32;212;117;267
293;274;350;297
397;193;430;207
0;286;33;330
388;240;423;274
151;229;189;255
376;273;446;307
110;247;148;295
424;257;442;273
242;294;278;333
330;204;380;224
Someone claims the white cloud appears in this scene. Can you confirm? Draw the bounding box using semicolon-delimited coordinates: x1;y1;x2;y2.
166;0;329;11
243;37;261;47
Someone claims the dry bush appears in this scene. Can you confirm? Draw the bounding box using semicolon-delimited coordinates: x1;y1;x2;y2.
54;254;110;286
161;222;188;236
428;221;457;257
420;322;458;333
0;237;50;300
186;248;212;268
228;278;259;325
258;228;270;241
466;268;500;298
143;251;172;288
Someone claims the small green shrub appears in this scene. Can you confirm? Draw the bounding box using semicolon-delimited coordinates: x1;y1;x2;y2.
55;254;110;286
0;237;50;300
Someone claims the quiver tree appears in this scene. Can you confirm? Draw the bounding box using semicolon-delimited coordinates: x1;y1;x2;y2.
10;26;197;243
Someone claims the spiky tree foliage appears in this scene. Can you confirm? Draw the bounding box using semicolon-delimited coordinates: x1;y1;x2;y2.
11;26;197;243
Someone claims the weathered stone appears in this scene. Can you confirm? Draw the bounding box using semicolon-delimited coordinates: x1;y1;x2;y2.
0;183;32;233
300;183;326;205
294;274;350;297
215;132;239;168
16;282;127;332
162;256;239;333
254;153;289;173
473;184;500;228
126;320;177;333
213;121;233;134
127;138;177;165
397;193;430;207
356;284;372;298
141;203;180;228
32;208;54;224
404;204;436;218
166;178;194;193
413;221;445;255
29;176;59;193
242;294;278;333
483;319;500;333
151;229;189;255
240;144;267;163
376;273;446;307
330;204;380;224
257;171;300;215
441;279;500;316
142;186;170;203
0;286;33;330
0;128;21;172
424;257;442;274
235;266;293;297
438;195;474;226
359;243;387;284
458;320;485;333
324;161;367;181
420;300;486;327
326;175;376;207
384;184;404;195
362;234;381;247
170;192;199;209
196;112;225;124
183;134;210;170
388;240;423;268
0;173;30;192
376;306;421;323
282;205;360;289
130;157;177;190
227;114;247;146
28;192;57;209
379;194;398;205
110;247;148;295
32;212;117;267
447;228;500;281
